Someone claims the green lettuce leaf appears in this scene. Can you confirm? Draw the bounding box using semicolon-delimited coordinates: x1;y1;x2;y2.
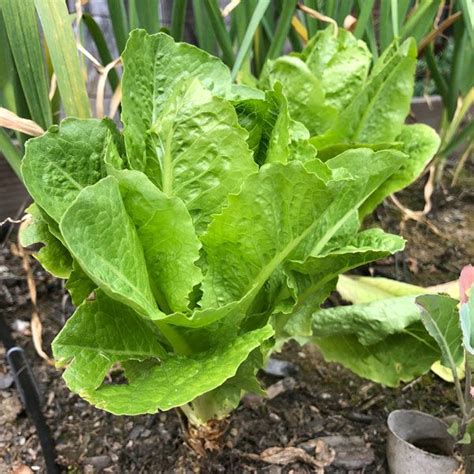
22;118;117;222
53;291;167;392
280;229;404;339
60;176;163;320
302;25;371;111
113;169;202;313
360;124;440;217
233;83;290;165
146;78;257;232
312;38;417;147
65;261;96;306
201;149;404;310
260;56;337;136
121;30;231;173
54;291;274;415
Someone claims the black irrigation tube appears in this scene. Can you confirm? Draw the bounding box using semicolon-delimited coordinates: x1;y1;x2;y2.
0;313;60;473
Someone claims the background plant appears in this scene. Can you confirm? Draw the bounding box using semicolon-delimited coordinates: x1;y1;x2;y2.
0;0;472;185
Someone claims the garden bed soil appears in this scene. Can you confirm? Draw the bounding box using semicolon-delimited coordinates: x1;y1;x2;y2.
1;160;472;473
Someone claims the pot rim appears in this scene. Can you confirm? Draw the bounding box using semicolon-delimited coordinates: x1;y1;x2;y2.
387;409;456;461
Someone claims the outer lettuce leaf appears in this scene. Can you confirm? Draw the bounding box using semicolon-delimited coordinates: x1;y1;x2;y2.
86;323;272;415
20;204;72;278
312;38;417;147
336;274;459;304
279;229;404;339
260;56;337;136
313;322;438;386
359;124;440;217
22;118;117;222
302;25;371;111
147;79;257;232
121;30;231;173
311;283;462;386
315;141;403;162
53;291;167;392
54;291;274;415
113;169;202;313
289;229;404;281
60;176;163;320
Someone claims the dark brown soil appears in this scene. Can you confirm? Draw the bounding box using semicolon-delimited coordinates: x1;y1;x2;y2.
0;160;472;473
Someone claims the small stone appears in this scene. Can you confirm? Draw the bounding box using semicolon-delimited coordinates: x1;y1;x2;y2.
269;413;281;422
11;320;29;333
82;455;112;471
0;373;14;390
263;358;297;377
129;425;143;440
266;377;296;400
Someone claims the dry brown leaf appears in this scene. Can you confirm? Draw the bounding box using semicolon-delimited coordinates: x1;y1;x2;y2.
12;465;33;474
96;57;122;119
297;3;338;35
260;444;334;471
17;237;52;364
109;83;122;119
221;0;240;17
0;107;44;137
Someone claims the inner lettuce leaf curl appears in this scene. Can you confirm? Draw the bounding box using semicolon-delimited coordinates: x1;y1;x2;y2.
20;27;439;425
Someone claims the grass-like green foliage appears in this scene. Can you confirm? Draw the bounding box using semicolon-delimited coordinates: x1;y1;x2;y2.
20;27;440;424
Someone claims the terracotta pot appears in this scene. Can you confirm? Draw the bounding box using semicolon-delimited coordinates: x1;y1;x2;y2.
387;409;461;474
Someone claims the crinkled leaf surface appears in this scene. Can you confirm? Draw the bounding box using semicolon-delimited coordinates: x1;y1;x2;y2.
201;150;403;310
302;26;371;111
121;30;231;173
20;204;72;278
311;297;443;386
260;56;337;136
360;124;440;217
52;291;167;393
22;118;115;222
60;176;162;320
280;229;404;339
312;38;416;147
201;161;333;308
314;324;439;387
147;79;257;232
81;325;273;415
114;169;202;312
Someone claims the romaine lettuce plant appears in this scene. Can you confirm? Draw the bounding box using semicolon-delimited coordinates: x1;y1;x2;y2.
20;28;439;427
